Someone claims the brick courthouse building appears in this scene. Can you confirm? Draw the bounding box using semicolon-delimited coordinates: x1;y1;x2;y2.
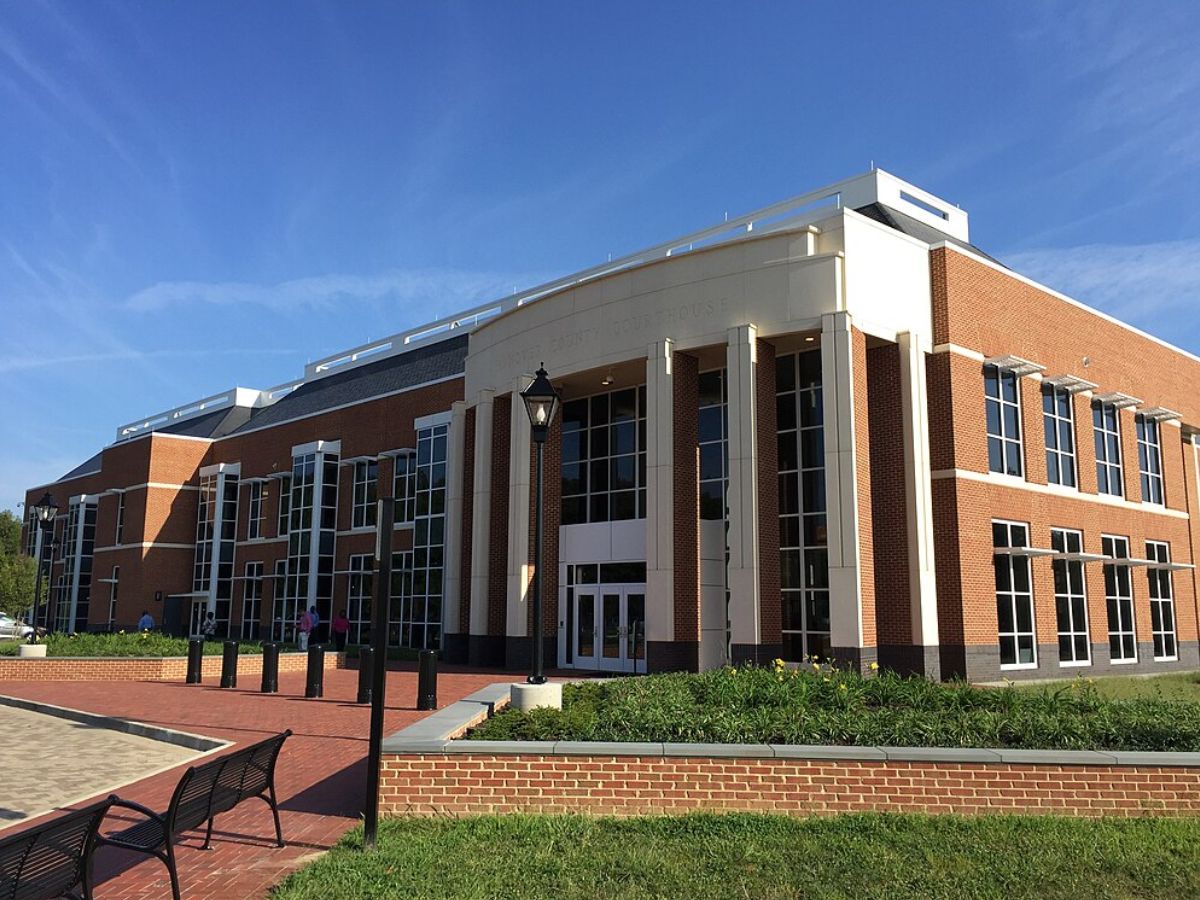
22;170;1200;682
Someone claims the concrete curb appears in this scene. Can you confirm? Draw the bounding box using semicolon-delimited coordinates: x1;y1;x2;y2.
379;681;1200;768
0;694;228;752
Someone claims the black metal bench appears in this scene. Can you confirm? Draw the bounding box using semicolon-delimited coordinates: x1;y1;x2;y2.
0;799;112;900
99;731;291;900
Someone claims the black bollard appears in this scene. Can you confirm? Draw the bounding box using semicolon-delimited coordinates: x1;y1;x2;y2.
356;646;374;704
416;649;437;711
261;642;280;693
305;643;325;698
220;640;239;688
186;638;204;684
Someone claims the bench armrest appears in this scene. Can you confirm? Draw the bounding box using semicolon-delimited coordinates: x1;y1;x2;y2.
105;795;165;823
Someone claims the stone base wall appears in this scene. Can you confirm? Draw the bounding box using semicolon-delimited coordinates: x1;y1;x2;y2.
379;752;1200;818
0;651;345;682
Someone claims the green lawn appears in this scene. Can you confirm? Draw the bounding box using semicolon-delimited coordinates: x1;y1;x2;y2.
469;665;1200;751
1016;671;1200;702
0;632;270;657
272;813;1200;900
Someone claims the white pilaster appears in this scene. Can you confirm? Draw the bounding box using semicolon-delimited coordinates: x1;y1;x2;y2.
443;400;467;636
645;340;674;643
725;325;760;647
821;311;864;650
506;378;533;637
898;332;939;648
468;390;495;636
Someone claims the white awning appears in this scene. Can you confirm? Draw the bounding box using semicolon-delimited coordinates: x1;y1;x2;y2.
1139;406;1183;423
1093;391;1142;409
993;547;1057;558
1051;551;1109;564
985;355;1045;377
1042;374;1098;394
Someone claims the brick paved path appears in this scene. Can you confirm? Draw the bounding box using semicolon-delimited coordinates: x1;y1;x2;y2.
2;667;504;898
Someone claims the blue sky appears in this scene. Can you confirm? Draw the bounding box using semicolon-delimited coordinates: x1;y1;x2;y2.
2;1;1199;511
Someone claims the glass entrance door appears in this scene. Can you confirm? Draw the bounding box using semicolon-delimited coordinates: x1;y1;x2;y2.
573;586;645;673
189;599;208;638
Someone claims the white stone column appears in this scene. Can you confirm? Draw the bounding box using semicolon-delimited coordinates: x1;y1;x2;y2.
644;339;674;644
442;400;467;636
725;325;761;649
468;390;495;637
821;311;865;651
506;378;533;637
898;332;939;653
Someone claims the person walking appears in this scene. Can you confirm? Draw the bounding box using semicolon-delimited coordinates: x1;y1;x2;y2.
296;608;312;651
308;605;321;643
200;611;217;640
331;609;350;651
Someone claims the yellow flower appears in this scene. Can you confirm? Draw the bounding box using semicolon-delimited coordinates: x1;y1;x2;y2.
118;629;125;635
868;661;879;671
822;676;831;683
838;683;848;692
730;667;738;675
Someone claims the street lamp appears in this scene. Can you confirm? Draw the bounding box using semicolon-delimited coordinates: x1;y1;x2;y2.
28;492;58;643
519;365;560;684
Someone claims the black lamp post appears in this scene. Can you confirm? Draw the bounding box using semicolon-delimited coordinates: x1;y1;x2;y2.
28;492;58;643
519;365;560;685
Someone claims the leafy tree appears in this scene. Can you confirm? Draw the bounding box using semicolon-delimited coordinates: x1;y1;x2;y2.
0;509;37;619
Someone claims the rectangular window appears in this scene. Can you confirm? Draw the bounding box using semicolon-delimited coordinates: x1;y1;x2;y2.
272;559;287;641
1093;403;1123;496
698;370;729;520
352;460;379;529
277;475;291;536
1050;528;1089;665
247;482;264;540
777;350;829;662
393;452;417;524
347;553;373;645
24;509;37;557
1136;414;1164;504
994;520;1036;668
241;562;263;640
107;566;120;627
1043;386;1076;487
1102;535;1136;662
984;365;1022;477
1146;541;1177;660
560;386;648;525
401;423;448;649
115;492;126;545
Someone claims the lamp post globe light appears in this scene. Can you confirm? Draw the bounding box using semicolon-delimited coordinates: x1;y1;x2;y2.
28;492;57;643
519;366;560;690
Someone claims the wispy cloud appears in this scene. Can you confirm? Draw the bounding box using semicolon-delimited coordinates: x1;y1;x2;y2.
124;269;543;314
0;346;300;376
1004;239;1200;346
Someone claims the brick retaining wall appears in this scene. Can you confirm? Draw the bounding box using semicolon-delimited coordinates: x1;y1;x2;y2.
0;651;345;682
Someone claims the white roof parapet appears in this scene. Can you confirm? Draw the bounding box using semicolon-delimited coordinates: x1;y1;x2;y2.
1138;406;1183;423
984;355;1046;377
1093;391;1142;409
1042;374;1098;394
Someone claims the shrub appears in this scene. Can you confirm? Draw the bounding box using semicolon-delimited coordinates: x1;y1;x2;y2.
468;663;1200;751
0;631;269;657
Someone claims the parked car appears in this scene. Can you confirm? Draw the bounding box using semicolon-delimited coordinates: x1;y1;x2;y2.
0;614;34;640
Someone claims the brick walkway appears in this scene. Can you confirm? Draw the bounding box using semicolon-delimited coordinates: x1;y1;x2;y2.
1;667;505;898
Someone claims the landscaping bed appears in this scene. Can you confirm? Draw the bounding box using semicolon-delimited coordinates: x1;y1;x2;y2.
468;664;1200;751
0;632;269;658
272;813;1200;900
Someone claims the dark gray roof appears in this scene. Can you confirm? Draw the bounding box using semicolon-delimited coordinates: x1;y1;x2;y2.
58;451;104;483
159;406;253;439
854;202;1005;266
230;334;468;435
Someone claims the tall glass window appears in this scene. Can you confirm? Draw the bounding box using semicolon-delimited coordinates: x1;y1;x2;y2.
1043;386;1076;487
24;509;37;556
1102;535;1136;662
1146;541;1177;660
283;449;339;642
1093;403;1123;496
399;423;447;648
393;452;417;524
560;386;647;524
107;566;120;628
994;520;1036;668
193;468;238;636
1050;528;1089;665
777;350;829;661
59;497;97;633
276;475;291;536
985;365;1022;476
1136;414;1164;504
698;370;729;520
241;562;263;640
352;459;378;529
247;482;264;539
347;553;373;645
115;492;126;545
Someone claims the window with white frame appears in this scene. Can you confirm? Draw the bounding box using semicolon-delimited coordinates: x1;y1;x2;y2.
242;562;263;640
352;460;378;529
24;509;37;557
1093;403;1123;496
115;492;126;545
993;521;1036;668
277;475;291;537
1102;535;1136;662
247;482;264;540
1043;386;1076;487
1050;529;1089;665
393;452;417;525
560;386;648;524
347;553;373;645
107;566;120;627
272;559;287;641
1136;414;1164;504
985;365;1022;477
1146;541;1177;660
698;369;728;520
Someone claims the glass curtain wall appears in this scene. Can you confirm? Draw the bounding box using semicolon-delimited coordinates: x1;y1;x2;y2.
58;497;97;632
192;468;239;635
284;449;339;642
